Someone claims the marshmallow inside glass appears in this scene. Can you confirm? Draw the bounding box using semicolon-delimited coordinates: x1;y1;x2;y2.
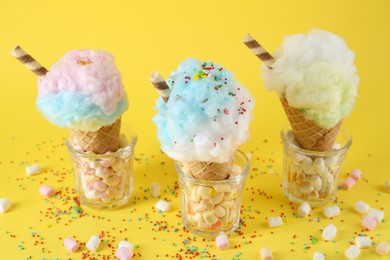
153;59;254;237
37;50;136;209
261;29;359;207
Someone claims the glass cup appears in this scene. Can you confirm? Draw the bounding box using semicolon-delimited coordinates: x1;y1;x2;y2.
176;151;250;238
66;128;137;209
281;126;352;207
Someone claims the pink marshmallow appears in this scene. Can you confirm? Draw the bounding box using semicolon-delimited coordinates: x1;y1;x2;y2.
215;234;229;250
341;177;356;190
115;247;133;260
94;180;107;192
39;184;55;198
362;216;378;230
64;237;79;252
350;169;362;181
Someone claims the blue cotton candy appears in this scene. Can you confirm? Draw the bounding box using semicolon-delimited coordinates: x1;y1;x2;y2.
37;92;128;131
153;58;255;163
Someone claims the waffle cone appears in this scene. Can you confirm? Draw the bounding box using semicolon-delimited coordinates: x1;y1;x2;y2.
182;159;234;181
280;97;341;151
70;118;121;154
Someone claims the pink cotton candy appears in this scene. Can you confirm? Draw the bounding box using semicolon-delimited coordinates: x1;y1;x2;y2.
38;50;125;115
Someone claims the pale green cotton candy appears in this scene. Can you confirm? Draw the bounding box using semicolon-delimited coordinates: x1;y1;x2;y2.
261;29;359;128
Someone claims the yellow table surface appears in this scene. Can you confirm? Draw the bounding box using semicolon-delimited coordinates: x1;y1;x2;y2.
1;0;389;259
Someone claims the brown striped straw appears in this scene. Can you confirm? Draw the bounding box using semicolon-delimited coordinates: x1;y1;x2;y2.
149;72;171;103
10;46;48;76
243;33;275;68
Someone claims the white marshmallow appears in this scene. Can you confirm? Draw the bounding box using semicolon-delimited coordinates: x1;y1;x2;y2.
202;211;218;225
323;205;340;218
268;217;283;228
355;236;371;248
0;198;11;213
151;182;160;197
313;252;324;260
86;235;101;251
368;208;385;223
155;200;170;212
25;163;41;176
118;240;134;251
297;202;311;217
213;184;230;193
260;247;273;260
322;224;337;240
354;201;370;214
345;245;360;259
376;240;390;255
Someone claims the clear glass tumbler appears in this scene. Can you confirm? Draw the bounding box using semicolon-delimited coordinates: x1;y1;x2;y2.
66;129;137;209
281;126;352;207
176;151;250;238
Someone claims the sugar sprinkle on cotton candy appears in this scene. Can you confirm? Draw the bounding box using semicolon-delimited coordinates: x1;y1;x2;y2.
153;58;255;163
261;29;359;128
37;50;128;132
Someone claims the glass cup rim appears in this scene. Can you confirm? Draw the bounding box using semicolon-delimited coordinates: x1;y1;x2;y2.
174;150;250;184
65;124;137;159
280;125;352;156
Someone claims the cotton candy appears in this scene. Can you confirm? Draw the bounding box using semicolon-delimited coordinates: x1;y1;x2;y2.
153;58;255;163
37;50;128;131
261;29;359;128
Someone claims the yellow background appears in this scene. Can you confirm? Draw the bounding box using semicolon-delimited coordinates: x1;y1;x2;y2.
1;0;389;259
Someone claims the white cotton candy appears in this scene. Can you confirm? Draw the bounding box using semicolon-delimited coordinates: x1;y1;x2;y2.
261;29;359;128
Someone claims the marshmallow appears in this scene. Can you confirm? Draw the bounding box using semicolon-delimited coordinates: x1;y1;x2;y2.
115;246;133;260
355;236;371;248
349;169;362;180
322;224;337;240
0;198;11;213
118;240;134;251
385;180;390;193
151;182;160;197
39;184;55;198
345;245;360;259
202;211;218;225
354;201;370;214
215;233;229;250
368;208;385;223
376;241;390;255
341;177;356;190
213;184;230;193
260;247;273;260
100;157;116;168
25;163;41;176
94;180;108;192
362;216;377;230
297;202;311;217
86;235;101;251
64;237;79;252
313;252;324;260
155;200;170;212
268;217;283;228
323;205;340;218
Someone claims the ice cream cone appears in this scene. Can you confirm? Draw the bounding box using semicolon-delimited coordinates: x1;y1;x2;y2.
182;158;234;181
70;118;122;154
280;97;341;151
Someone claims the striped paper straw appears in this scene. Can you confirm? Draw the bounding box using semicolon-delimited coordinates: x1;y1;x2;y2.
149;72;171;103
243;34;275;68
10;46;48;76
